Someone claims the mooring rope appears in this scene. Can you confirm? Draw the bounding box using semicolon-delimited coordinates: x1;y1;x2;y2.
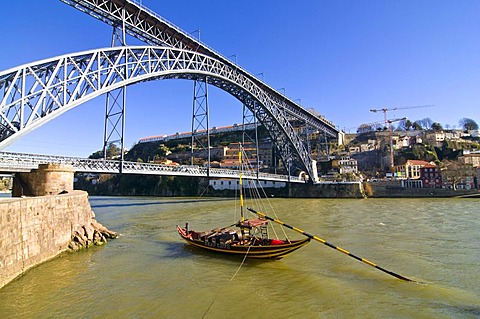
201;244;252;318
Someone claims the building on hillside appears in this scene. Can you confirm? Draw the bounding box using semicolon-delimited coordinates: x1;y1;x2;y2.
209;179;285;190
349;146;360;154
458;153;480;168
257;141;274;168
192;146;228;161
219;141;274;170
394;160;431;179
424;131;446;147
444;130;463;140
469;130;480;138
221;142;259;169
331;156;358;174
395;135;411;148
138;123;259;143
412;134;423;145
420;164;442;188
359;139;377;152
345;140;375;154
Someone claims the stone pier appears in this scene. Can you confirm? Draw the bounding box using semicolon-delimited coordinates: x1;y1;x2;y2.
12;164;74;197
0;164;116;289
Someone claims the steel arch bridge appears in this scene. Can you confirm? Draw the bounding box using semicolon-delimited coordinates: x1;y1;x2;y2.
1;0;342;183
1;46;319;180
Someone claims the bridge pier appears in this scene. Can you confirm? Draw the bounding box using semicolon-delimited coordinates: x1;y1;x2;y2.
12;164;74;197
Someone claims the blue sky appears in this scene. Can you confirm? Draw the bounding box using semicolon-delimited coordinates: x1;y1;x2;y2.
1;0;479;157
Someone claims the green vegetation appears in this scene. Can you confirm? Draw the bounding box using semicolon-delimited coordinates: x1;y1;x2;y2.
0;177;12;191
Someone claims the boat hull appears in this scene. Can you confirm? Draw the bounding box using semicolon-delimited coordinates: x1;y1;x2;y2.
177;225;310;259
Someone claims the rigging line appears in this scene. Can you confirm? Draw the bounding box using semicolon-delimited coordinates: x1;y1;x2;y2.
255;180;289;241
239;147;287;240
199;183;209;197
231;242;252;280
201;244;252;319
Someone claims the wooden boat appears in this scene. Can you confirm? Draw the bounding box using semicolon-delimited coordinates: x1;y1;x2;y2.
177;148;310;259
177;220;310;259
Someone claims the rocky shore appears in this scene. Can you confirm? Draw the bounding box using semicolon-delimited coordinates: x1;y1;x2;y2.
69;215;118;251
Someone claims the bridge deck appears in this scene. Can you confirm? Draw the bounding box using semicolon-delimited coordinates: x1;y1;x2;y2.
0;152;306;183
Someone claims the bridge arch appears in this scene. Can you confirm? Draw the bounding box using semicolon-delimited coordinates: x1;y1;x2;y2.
0;46;316;180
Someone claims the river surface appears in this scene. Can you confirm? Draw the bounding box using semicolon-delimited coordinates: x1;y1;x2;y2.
0;196;479;318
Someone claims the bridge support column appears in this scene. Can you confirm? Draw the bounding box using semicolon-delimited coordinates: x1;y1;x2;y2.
103;17;127;172
12;164;74;197
242;104;259;180
191;76;210;176
311;159;319;183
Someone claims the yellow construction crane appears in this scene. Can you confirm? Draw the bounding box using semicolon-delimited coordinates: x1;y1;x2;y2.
370;105;435;129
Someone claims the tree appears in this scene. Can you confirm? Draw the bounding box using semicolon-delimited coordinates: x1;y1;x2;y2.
412;121;423;131
441;160;476;190
89;143;121;159
404;119;413;131
357;123;374;133
105;143;121;159
418;117;433;130
459;118;479;131
397;119;412;131
431;122;443;131
411;144;438;162
88;150;103;159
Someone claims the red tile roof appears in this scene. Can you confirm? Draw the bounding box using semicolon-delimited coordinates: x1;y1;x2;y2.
406;160;432;166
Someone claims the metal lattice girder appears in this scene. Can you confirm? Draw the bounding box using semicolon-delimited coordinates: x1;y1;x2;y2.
0;46;316;180
104;22;127;161
191;77;210;166
0;151;313;184
60;0;339;139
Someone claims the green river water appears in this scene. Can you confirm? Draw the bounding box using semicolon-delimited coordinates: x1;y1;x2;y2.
0;196;479;318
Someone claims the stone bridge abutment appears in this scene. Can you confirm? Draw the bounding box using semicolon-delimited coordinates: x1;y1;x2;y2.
0;165;116;289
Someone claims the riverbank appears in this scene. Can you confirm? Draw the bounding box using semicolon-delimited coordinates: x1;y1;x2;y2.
366;180;480;198
74;175;480;198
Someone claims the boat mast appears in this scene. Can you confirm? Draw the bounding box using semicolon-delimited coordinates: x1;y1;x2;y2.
239;149;245;222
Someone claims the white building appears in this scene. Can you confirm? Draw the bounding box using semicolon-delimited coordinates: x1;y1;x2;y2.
209;179;286;190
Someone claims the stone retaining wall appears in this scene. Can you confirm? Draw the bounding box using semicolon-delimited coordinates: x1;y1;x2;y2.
368;180;480;197
289;182;364;198
0;191;102;289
